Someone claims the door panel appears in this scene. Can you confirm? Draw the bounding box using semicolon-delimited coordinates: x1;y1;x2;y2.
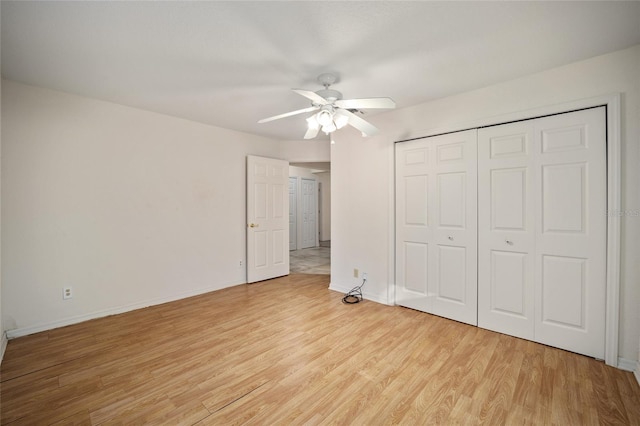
247;155;289;283
254;231;267;268
541;124;586;153
405;176;429;225
491;168;527;230
395;145;432;312
542;163;586;234
478;121;535;340
437;173;465;228
273;229;286;265
254;183;268;219
404;242;429;294
490;250;527;317
541;255;587;328
534;107;606;359
490;133;527;158
396;130;477;325
436;245;466;303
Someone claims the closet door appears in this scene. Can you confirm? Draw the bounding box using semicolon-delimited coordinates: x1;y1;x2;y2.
478;107;606;358
478;122;535;340
534;107;606;359
395;130;478;326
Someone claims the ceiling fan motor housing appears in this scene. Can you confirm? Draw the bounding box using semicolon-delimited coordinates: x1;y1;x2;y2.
315;88;342;102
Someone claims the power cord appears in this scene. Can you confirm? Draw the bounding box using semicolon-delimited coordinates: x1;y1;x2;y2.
342;277;366;304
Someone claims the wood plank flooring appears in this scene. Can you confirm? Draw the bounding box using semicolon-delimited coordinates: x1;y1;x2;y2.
2;274;639;425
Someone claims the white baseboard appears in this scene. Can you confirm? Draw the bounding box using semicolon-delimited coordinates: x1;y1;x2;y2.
617;357;636;372
6;280;245;339
635;363;640;387
0;331;8;364
329;282;391;305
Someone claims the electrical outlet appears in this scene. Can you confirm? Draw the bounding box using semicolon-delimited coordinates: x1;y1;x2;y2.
363;273;368;280
353;268;359;278
239;260;243;268
63;287;73;300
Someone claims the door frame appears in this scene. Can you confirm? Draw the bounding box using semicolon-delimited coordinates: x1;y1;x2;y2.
392;93;621;367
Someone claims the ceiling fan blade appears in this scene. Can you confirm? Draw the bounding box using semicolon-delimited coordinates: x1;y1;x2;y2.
336;109;380;137
258;106;319;123
335;97;396;110
292;89;329;105
304;126;320;140
304;115;320;139
336;109;379;136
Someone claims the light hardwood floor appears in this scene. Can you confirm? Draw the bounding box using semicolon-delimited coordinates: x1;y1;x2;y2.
2;274;639;425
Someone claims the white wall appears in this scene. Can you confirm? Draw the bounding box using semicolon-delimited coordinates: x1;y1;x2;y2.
279;140;330;163
331;44;640;364
0;80;327;337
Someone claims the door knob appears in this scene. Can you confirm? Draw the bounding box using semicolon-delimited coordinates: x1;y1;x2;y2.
505;239;513;245
448;236;454;241
249;223;259;228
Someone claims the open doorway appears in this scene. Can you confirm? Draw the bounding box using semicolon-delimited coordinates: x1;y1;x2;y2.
289;162;330;275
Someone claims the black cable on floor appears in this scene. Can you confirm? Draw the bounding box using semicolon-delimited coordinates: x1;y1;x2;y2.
342;278;366;304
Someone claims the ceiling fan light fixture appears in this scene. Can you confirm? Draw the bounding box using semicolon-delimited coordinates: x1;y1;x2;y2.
334;113;349;130
322;121;337;134
306;115;319;130
316;108;334;127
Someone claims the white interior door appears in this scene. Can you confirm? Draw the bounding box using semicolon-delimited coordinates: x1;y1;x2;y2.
301;178;317;249
247;155;289;283
395;130;478;326
289;177;297;251
478;107;606;358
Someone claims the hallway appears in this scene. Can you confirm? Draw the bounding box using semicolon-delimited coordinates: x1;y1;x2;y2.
289;243;330;275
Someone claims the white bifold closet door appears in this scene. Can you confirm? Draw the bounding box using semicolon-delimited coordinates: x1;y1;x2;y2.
395;130;478;326
478;107;607;359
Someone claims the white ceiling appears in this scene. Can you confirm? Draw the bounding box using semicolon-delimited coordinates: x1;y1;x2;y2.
2;1;640;141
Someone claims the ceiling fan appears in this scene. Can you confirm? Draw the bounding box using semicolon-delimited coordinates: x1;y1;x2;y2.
258;73;396;139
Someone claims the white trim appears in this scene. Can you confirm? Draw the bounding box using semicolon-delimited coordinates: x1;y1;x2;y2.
617;357;637;372
388;142;396;305
635;363;640;387
0;332;8;364
6;280;245;339
392;93;621;368
604;95;621;369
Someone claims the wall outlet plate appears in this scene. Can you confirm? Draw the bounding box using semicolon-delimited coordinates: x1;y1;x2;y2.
63;287;73;300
